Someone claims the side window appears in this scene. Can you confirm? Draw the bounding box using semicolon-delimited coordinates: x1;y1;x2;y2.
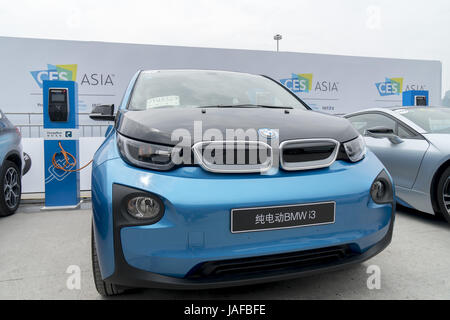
397;124;416;139
347;113;396;136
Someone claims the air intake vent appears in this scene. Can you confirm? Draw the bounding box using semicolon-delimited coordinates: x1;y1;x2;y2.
186;245;355;280
280;139;339;171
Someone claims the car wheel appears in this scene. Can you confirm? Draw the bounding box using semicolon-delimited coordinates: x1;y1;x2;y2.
437;167;450;223
0;160;21;217
91;221;125;296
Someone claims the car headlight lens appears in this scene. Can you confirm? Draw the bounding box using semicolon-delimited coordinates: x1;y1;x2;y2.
117;133;175;170
343;135;366;162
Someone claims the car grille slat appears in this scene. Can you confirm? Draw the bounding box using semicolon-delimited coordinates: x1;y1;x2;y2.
192;140;273;173
280;139;340;171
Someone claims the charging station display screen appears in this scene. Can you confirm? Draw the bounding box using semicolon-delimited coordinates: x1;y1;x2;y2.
415;96;427;106
50;93;66;103
48;89;69;122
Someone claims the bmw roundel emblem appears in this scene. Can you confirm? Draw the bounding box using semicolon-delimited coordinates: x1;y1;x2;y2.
258;128;278;139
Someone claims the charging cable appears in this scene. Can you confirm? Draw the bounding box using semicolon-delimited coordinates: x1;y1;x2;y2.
52;141;93;172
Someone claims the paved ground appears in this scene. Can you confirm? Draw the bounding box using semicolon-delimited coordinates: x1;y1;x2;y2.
0;204;449;300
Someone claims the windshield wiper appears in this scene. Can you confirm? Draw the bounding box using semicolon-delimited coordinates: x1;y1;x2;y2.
255;105;294;109
198;104;293;109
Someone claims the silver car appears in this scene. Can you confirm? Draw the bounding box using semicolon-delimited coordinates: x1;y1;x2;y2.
345;106;450;222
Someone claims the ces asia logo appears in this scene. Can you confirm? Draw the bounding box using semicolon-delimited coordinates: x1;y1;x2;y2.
280;73;313;92
30;64;77;88
30;64;115;88
375;77;403;96
280;73;338;93
375;77;427;96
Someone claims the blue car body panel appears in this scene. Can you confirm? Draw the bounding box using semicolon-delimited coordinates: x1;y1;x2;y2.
92;132;393;280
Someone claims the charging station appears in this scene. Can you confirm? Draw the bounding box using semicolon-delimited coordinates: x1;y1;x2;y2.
402;90;429;106
42;80;81;209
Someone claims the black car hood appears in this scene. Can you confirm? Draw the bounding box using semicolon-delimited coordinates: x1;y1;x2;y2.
116;107;359;146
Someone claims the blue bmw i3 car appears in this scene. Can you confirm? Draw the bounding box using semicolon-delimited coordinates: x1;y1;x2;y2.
89;70;395;296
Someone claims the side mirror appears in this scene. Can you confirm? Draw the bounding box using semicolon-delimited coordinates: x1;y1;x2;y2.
365;127;403;144
89;104;115;121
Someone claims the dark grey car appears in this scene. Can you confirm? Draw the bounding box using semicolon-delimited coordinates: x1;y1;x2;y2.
0;110;23;216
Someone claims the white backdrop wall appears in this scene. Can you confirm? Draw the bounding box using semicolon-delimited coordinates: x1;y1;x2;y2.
0;36;442;193
0;36;442;115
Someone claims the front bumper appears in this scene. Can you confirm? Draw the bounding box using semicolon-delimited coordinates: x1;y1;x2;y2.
105;219;393;290
92;148;394;289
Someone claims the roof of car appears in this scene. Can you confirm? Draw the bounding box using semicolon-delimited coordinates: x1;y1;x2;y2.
389;106;446;111
141;69;257;76
346;106;447;116
344;106;449;134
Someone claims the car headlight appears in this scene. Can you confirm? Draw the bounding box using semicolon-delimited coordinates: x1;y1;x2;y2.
343;135;366;162
117;133;176;170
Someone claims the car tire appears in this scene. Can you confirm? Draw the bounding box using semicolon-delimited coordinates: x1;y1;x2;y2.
437;167;450;223
91;221;125;296
0;160;21;217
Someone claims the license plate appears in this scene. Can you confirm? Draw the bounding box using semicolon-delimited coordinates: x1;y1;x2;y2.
231;201;335;233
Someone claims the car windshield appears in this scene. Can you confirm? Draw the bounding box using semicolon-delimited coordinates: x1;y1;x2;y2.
395;107;450;134
128;70;308;110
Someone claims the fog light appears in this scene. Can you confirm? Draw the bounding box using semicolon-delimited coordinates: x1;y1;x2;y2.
370;170;394;204
371;181;386;201
127;196;161;219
